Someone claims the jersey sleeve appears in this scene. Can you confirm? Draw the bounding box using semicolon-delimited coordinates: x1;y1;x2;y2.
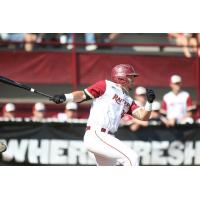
186;95;196;111
160;100;167;115
127;101;140;115
84;80;106;99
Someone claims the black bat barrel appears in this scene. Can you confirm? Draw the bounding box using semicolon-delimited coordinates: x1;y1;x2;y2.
0;76;53;98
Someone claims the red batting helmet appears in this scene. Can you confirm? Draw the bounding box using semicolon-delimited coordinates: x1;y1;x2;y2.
111;64;139;85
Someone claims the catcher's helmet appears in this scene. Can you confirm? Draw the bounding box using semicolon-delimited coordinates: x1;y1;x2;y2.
111;64;139;85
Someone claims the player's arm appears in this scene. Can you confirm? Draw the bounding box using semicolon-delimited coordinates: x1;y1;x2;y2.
49;90;89;104
50;80;106;104
132;89;156;121
132;107;151;121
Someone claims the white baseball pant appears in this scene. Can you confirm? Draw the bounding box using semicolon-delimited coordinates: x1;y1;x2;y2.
84;128;139;166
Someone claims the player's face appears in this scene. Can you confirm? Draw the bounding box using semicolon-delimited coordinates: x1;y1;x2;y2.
3;111;15;118
135;95;146;105
34;110;45;119
170;82;181;93
65;110;77;119
126;75;135;91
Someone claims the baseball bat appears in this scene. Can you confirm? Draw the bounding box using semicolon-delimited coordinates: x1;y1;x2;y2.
0;76;53;99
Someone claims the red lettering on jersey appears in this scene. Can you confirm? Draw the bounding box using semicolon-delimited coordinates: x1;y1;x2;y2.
112;94;123;104
112;94;118;100
124;101;130;107
112;94;131;109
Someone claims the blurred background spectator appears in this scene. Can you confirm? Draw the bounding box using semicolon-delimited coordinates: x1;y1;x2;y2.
1;33;199;56
168;33;199;58
148;101;168;126
57;102;78;122
134;86;147;106
36;33;61;49
95;33;121;50
98;33;120;43
128;117;148;132
0;33;37;51
160;74;196;126
123;100;169;131
189;33;200;57
2;103;16;120
32;102;46;121
60;33;97;51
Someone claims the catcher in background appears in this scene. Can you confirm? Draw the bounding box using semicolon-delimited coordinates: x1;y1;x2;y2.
50;64;155;166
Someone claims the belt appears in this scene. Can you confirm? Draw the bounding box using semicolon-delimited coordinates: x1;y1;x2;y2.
86;126;108;133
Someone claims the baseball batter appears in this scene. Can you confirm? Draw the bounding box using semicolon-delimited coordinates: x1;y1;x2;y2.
50;64;155;166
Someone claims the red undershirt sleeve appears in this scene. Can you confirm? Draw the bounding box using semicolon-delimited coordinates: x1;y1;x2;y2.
160;100;167;114
186;95;194;111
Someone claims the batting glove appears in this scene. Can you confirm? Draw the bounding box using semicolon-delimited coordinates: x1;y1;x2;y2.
146;89;156;103
50;94;66;104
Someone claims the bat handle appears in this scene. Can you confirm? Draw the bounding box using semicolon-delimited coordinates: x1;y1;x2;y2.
30;88;53;98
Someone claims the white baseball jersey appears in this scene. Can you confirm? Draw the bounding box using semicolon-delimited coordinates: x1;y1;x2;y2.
57;113;69;122
84;80;139;133
161;90;193;120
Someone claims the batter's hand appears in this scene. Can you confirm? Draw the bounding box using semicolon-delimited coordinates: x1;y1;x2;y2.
146;89;155;103
49;94;66;104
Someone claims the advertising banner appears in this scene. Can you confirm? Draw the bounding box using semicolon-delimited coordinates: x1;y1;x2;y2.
0;122;200;165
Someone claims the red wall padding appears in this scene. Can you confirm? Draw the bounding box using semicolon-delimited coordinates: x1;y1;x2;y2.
78;53;198;87
0;51;73;84
0;51;198;87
